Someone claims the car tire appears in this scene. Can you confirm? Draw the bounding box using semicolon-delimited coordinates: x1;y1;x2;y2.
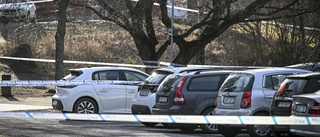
247;113;272;137
217;125;241;137
25;12;30;23
200;107;218;133
32;15;36;23
73;98;98;114
271;126;297;137
141;122;158;127
162;123;176;129
178;125;198;132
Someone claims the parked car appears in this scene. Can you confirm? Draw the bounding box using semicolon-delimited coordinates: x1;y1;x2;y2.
131;67;210;127
52;67;149;114
0;0;36;23
152;70;234;133
213;68;311;137
286;62;320;72
291;91;320;137
270;72;320;137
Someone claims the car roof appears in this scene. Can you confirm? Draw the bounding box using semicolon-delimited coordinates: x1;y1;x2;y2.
286;72;320;79
70;67;147;74
230;67;311;75
153;67;210;74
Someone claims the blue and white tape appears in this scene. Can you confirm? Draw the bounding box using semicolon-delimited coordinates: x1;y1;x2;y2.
0;80;142;87
0;112;319;125
0;56;163;69
0;56;269;69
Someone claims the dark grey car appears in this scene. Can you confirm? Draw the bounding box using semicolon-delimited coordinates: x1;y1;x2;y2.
152;70;233;133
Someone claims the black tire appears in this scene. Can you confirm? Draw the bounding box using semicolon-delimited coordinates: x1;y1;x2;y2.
200;107;218;133
25;12;30;23
271;126;298;137
247;113;272;137
73;98;98;114
141;122;158;127
217;125;241;137
178;125;198;132
162;123;176;129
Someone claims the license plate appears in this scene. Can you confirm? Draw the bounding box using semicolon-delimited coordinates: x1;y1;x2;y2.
278;102;291;107
139;90;149;96
52;100;58;106
159;97;168;103
296;105;307;113
223;97;235;104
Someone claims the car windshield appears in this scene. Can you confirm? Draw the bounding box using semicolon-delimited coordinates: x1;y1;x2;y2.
220;73;254;92
283;78;320;94
62;71;82;81
145;71;170;84
158;75;183;92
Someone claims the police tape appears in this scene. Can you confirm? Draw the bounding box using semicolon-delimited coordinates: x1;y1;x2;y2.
0;80;142;86
0;56;163;69
0;112;319;125
1;56;270;69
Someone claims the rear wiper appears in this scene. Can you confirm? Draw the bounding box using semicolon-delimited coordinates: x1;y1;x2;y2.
223;87;235;92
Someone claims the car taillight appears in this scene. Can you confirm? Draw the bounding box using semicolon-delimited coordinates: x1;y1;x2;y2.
57;85;77;88
215;90;220;106
308;102;320;115
174;76;187;105
241;91;251;109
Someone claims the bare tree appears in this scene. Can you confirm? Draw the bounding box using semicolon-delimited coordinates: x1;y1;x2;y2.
55;0;69;80
69;0;319;65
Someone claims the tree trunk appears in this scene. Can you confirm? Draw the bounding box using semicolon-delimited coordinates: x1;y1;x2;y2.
55;0;69;80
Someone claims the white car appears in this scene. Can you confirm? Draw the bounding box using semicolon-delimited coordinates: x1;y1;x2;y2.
0;0;36;23
52;67;149;114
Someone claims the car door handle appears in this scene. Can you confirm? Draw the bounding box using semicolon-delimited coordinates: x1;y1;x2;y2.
128;90;136;94
100;89;109;92
265;96;273;99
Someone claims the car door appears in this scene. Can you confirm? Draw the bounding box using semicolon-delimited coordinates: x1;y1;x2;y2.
92;70;127;113
122;71;148;112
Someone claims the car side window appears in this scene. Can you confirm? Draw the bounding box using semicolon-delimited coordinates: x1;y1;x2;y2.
264;74;287;90
187;75;221;91
92;71;120;81
124;71;148;81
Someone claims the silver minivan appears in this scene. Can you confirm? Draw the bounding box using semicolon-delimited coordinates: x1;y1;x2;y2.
213;68;310;137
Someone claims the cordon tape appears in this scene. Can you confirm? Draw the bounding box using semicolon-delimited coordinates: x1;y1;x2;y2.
0;56;269;69
0;56;311;125
0;80;142;87
0;112;319;125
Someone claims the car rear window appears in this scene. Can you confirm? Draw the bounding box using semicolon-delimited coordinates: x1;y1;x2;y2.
188;76;221;91
284;78;320;94
62;70;82;80
220;73;254;92
145;71;171;84
157;75;184;92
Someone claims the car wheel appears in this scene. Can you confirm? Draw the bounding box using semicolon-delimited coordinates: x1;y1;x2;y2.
25;12;30;23
178;125;198;132
141;122;158;127
73;98;98;114
32;15;37;23
200;107;218;133
217;125;241;137
271;126;297;137
247;113;272;137
162;123;176;129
